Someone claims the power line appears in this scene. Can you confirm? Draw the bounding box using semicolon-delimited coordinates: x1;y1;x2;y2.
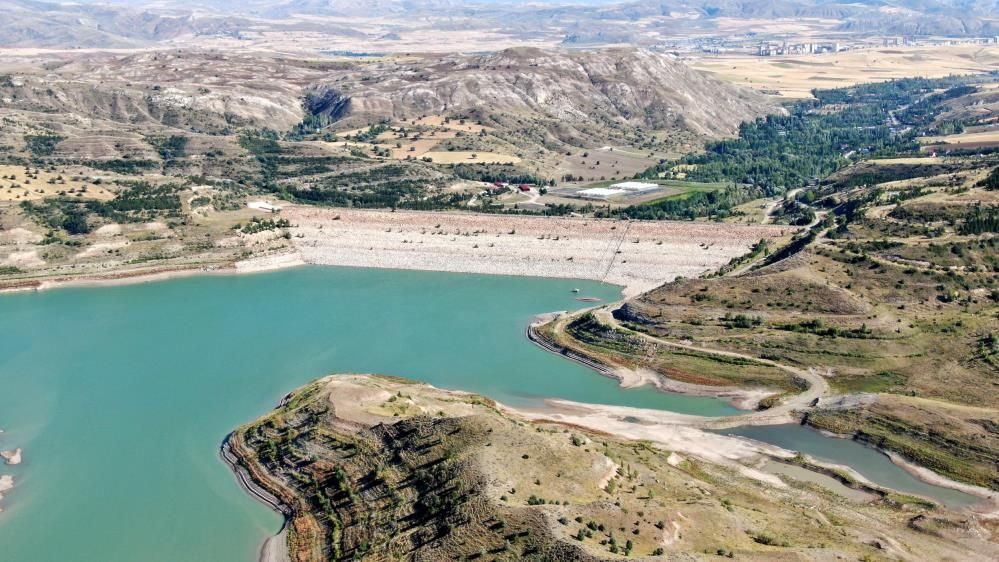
601;219;631;283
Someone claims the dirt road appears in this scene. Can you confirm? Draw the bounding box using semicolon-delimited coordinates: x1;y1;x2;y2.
589;307;831;428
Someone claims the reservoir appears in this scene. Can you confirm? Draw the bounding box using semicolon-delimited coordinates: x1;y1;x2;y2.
722;424;980;509
0;266;979;561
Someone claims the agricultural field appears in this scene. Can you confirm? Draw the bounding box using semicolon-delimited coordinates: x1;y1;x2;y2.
919;130;999;152
555;146;676;186
0;164;115;202
693;44;999;98
421;151;521;165
726;196;779;225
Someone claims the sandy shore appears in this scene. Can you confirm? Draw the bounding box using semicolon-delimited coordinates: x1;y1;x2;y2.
259;529;291;562
507;395;998;511
4;205;787;296
611;364;777;410
885;451;999;516
519;398;791;457
0;252;306;294
286;207;790;296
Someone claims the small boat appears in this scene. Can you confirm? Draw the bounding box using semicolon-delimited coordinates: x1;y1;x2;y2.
576;297;601;302
572;288;580;293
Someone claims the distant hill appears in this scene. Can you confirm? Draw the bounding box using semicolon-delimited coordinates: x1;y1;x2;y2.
307;47;771;141
0;0;250;47
0;47;772;201
3;0;998;48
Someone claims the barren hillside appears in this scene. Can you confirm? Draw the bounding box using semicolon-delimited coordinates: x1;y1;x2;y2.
0;47;773;185
228;374;999;561
308;47;772;140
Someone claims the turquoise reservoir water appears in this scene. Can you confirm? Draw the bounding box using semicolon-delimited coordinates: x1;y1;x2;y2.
0;266;978;561
0;266;735;562
722;424;979;509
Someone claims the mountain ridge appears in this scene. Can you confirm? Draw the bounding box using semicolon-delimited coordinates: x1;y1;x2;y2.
4;0;998;48
307;47;772;141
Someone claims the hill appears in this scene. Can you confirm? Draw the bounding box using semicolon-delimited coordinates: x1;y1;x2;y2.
541;75;999;494
306;47;769;140
4;1;998;49
0;46;775;288
227;374;999;561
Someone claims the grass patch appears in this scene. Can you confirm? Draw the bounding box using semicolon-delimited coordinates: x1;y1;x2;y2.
829;371;908;394
884;492;937;510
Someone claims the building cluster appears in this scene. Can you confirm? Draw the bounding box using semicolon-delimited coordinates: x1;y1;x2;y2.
894;36;999;47
754;35;998;57
576;181;659;200
655;32;999;58
756;41;841;56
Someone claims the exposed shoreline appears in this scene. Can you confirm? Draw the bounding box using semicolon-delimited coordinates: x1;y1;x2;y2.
525;315;998;511
884;451;999;515
225;374;796;560
223;368;997;561
507;394;997;511
2;205;788;297
5;205;990;553
286;206;790;297
526;316;776;411
0;252;306;295
11;243;985;516
794;423;999;512
227;373;999;562
219;433;293;562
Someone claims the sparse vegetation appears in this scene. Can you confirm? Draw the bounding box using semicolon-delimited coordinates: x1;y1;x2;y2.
24;133;64;157
229;374;991;562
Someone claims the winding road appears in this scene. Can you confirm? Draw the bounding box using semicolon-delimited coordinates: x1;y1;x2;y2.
555;305;833;428
593;308;830;422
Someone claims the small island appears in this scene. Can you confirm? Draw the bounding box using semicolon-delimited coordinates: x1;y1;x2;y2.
1;448;22;466
0;475;12;512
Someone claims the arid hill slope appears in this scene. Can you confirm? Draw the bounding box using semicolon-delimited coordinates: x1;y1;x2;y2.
0;47;772;170
228;374;999;562
308;48;771;139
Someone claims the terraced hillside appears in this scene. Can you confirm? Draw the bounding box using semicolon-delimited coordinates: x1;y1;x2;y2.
546;136;999;493
229;375;999;562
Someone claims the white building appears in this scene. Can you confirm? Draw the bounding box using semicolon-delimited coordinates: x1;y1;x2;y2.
609;181;659;192
578;182;660;200
578;187;626;199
